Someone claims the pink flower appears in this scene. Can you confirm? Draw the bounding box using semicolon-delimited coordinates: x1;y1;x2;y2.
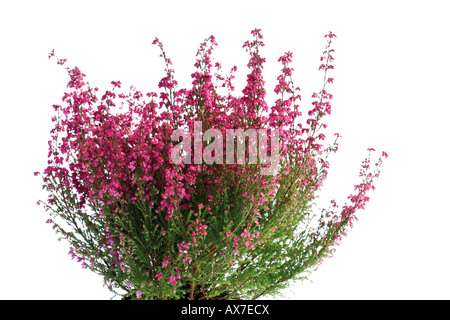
136;291;142;299
155;272;162;281
162;256;170;268
111;81;121;88
168;275;177;286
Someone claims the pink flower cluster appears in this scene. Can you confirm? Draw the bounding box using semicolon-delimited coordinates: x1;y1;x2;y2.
38;29;387;299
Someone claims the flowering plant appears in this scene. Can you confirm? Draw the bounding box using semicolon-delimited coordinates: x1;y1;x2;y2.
36;29;387;300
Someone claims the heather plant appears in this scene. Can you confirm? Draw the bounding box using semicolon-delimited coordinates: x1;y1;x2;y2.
36;29;387;300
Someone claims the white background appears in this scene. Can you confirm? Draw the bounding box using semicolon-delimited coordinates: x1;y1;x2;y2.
1;0;449;300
